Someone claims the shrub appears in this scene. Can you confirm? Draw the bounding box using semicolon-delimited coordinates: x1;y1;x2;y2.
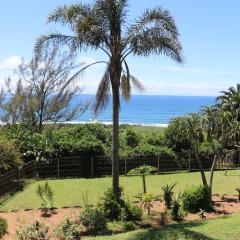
79;208;106;235
123;221;136;231
0;217;8;237
123;203;142;221
56;218;81;240
0;136;22;172
107;221;136;234
181;185;212;213
162;183;176;209
100;188;125;221
100;188;142;222
16;221;49;240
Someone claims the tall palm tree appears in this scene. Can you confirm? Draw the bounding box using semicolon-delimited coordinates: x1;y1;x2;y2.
35;0;183;196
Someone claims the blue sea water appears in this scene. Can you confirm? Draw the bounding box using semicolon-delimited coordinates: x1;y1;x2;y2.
72;95;216;125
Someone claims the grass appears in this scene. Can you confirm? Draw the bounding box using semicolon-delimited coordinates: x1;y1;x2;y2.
83;213;240;240
1;170;240;211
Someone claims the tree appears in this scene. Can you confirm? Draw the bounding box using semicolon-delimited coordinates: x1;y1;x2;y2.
216;84;240;149
0;44;88;132
216;85;240;175
180;112;222;198
128;165;156;194
36;0;183;196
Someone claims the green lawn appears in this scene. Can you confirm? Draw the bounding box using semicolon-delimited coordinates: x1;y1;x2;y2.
84;213;240;240
1;170;240;211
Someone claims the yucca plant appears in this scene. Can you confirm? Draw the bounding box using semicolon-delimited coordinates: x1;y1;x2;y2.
162;183;176;209
170;194;181;221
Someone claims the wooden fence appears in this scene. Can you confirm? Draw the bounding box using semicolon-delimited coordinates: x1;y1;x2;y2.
0;154;239;199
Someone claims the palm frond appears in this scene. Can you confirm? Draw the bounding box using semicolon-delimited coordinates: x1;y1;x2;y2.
121;74;131;100
94;66;111;115
126;7;183;63
47;4;92;27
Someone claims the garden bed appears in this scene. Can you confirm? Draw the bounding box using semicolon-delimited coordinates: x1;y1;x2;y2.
1;194;240;239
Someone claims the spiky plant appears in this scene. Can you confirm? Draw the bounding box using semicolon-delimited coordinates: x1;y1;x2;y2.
161;182;176;209
35;0;183;196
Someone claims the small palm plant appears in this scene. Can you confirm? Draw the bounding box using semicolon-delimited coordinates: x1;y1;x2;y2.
36;182;54;216
128;165;157;194
162;183;177;209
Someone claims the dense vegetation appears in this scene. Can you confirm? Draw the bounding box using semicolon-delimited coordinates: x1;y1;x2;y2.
0;85;239;176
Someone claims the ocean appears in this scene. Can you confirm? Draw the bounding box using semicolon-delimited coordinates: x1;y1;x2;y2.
72;95;216;126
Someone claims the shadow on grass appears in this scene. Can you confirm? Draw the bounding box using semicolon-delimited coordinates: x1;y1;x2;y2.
128;221;213;240
0;180;34;207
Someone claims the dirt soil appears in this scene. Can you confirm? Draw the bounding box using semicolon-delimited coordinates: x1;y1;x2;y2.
1;195;240;239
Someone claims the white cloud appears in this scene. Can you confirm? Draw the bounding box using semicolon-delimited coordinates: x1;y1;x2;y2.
0;56;22;69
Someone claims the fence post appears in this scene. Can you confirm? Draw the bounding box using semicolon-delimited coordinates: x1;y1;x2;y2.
91;157;94;178
57;158;60;178
157;155;160;173
124;158;127;175
188;157;191;172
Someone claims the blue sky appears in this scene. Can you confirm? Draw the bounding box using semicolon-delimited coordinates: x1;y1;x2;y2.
0;0;239;96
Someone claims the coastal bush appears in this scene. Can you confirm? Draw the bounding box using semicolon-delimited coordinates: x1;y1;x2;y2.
0;135;22;172
16;221;49;240
56;218;81;240
181;185;212;213
0;217;8;237
125;130;140;148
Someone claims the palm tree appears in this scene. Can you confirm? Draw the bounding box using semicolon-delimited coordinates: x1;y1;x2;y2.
35;0;183;196
217;84;240;121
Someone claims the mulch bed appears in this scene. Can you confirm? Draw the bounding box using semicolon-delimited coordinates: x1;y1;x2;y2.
1;194;240;239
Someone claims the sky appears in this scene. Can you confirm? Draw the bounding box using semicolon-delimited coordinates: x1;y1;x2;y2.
0;0;240;96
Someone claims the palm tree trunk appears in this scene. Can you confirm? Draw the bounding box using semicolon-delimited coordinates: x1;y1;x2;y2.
142;174;146;194
195;152;208;188
209;154;218;198
112;86;120;197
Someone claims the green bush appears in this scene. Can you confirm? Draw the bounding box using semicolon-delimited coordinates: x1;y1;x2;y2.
0;217;8;237
100;188;125;221
55;218;81;240
0;136;22;172
121;203;143;221
107;221;136;234
123;221;136;231
79;207;106;235
100;188;142;222
181;185;212;213
16;221;48;240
